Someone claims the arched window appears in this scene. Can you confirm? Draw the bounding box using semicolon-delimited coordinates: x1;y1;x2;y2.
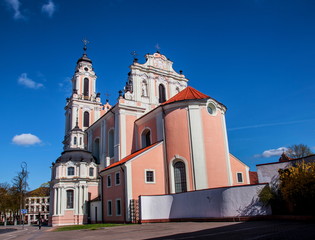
159;84;166;103
108;129;114;158
141;129;151;148
73;79;77;92
68;167;74;176
84;78;89;97
174;161;187;193
73;137;77;145
66;190;74;209
84;111;89;127
93;139;100;164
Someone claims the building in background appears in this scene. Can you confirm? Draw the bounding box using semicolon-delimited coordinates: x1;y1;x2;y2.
25;187;50;224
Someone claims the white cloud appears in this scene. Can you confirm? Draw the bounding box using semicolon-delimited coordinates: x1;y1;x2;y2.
5;0;24;20
41;0;55;17
12;133;42;146
18;73;44;89
254;147;288;158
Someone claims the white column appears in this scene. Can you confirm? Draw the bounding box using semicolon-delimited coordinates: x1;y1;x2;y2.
78;185;82;215
60;187;65;215
53;188;57;215
76;76;79;91
75;185;79;215
57;187;60;215
82;186;86;215
59;187;62;215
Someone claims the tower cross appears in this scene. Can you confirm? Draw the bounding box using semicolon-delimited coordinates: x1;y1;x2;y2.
155;43;161;53
82;38;90;53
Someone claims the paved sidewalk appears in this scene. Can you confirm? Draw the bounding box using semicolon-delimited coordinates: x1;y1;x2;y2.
1;221;315;240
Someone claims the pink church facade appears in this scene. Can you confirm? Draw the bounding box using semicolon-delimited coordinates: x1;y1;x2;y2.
50;47;250;226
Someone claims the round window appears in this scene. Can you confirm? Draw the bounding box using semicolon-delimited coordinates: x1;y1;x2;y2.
84;67;89;71
207;102;216;115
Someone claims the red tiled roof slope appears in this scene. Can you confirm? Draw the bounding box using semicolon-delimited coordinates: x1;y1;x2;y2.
100;141;161;172
249;171;258;184
279;153;293;162
162;86;210;105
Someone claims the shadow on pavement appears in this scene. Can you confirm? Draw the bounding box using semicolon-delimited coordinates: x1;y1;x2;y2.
146;220;315;240
0;228;18;234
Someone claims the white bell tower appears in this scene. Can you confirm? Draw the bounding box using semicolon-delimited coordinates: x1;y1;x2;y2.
63;40;102;150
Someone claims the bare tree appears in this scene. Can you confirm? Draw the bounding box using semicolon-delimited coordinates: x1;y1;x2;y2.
11;162;29;224
286;144;313;158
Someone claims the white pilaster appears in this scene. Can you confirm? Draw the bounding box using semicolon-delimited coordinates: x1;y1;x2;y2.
188;105;208;190
53;188;57;215
221;113;233;186
120;110;126;159
78;185;82;215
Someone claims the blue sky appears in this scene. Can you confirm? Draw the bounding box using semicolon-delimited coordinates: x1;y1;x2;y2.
1;0;315;190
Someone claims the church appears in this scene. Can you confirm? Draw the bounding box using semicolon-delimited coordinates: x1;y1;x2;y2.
49;44;251;226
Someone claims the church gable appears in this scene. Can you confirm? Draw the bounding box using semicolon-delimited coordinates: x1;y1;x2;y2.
124;52;188;105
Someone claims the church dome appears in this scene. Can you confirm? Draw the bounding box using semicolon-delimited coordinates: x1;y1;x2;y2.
77;53;92;64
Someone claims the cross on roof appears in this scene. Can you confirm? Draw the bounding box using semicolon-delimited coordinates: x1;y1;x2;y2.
82;38;90;53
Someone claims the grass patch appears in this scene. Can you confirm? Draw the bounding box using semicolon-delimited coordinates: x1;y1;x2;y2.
54;223;125;232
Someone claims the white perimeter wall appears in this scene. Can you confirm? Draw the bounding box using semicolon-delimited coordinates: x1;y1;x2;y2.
140;184;271;221
90;201;102;222
257;156;315;184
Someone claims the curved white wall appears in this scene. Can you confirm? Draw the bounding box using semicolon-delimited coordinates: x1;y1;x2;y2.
140;184;271;221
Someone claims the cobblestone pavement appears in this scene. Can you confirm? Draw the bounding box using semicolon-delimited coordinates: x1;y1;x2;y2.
0;221;314;240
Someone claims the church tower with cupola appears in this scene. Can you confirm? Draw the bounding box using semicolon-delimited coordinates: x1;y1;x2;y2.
63;41;103;151
49;42;106;227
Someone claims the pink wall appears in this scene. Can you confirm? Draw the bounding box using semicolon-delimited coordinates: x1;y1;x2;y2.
131;143;166;198
125;114;137;156
136;116;158;149
164;108;194;191
92;126;101;140
88;185;99;201
201;108;230;188
102;169;125;222
229;154;249;185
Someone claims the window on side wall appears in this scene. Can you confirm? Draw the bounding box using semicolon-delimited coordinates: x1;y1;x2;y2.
107;175;111;187
145;170;155;183
237;172;243;183
66;190;74;209
108;129;114;158
115;172;120;185
107;200;112;216
116;199;121;216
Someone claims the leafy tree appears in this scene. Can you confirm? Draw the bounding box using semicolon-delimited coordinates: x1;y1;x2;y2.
0;183;11;226
286;144;313;158
279;161;315;214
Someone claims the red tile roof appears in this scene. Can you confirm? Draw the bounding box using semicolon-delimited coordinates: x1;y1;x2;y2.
162;86;210;105
278;153;293;162
100;141;162;172
249;171;258;184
